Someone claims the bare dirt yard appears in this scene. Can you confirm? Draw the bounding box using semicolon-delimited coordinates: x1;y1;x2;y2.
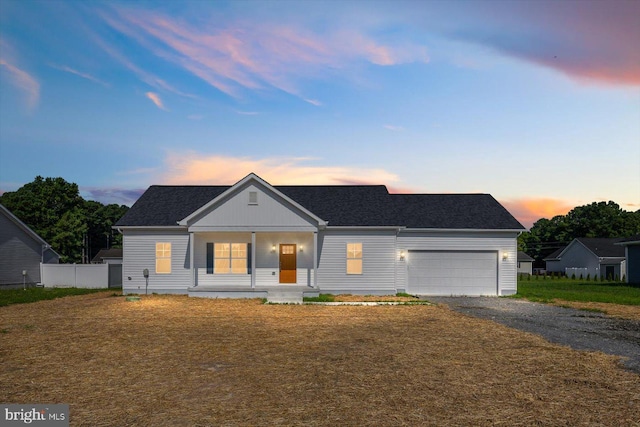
1;293;639;426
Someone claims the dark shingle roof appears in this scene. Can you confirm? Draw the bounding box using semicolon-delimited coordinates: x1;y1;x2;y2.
115;185;524;230
518;251;534;262
91;248;123;263
577;238;625;257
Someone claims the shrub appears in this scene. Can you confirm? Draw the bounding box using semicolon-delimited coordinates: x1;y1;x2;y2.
586;273;590;281
571;273;576;280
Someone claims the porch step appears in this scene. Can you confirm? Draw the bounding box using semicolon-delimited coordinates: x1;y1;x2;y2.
267;290;304;304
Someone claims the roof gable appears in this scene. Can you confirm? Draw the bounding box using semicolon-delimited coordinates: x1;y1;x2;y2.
178;173;326;229
0;204;59;257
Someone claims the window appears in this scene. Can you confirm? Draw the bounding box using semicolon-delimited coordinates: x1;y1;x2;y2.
156;242;171;274
347;243;362;275
214;243;248;274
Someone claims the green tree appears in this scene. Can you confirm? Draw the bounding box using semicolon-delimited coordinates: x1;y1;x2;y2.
0;176;83;245
85;200;128;260
50;208;88;263
520;201;640;265
0;176;129;263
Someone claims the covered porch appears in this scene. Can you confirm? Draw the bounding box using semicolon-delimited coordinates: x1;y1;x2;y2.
186;231;320;298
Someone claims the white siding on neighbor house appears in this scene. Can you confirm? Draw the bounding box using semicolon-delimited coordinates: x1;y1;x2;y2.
317;229;397;294
188;184;317;231
396;231;518;296
122;230;190;294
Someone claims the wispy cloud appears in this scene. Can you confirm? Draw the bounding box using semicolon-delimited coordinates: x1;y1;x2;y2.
50;64;110;87
82;186;145;206
0;55;40;111
99;6;428;100
304;98;322;107
89;31;196;98
159;152;401;188
384;124;404;131
145;91;166;110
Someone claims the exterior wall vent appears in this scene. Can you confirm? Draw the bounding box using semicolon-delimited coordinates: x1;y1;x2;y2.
249;191;258;205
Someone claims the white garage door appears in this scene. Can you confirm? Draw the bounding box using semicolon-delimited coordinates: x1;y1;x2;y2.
407;251;498;296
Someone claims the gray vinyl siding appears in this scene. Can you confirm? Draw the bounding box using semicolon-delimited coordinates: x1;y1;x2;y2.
188;184;317;231
0;211;58;286
317;229;396;294
546;241;599;277
397;231;518;296
122;229;190;294
626;246;640;284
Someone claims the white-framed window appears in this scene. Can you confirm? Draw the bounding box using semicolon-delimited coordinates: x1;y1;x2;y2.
347;242;362;275
155;242;171;274
214;243;248;274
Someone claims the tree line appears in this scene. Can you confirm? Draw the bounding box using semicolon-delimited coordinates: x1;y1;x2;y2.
519;201;640;265
0;176;129;263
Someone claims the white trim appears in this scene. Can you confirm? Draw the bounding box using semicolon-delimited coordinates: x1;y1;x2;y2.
401;228;523;233
115;226;186;231
188;225;318;232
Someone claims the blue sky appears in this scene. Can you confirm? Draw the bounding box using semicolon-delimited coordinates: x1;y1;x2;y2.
1;0;639;228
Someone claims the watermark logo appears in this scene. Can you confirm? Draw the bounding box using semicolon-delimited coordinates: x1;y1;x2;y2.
1;405;68;426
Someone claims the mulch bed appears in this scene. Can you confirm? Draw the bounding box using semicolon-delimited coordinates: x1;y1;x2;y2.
1;293;639;426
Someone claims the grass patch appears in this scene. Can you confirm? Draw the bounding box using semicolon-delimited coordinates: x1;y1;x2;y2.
0;288;114;307
303;293;335;302
396;292;414;298
514;278;640;306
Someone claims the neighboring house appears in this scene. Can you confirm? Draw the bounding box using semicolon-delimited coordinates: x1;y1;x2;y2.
91;248;123;264
0;204;60;286
114;173;524;297
617;236;640;285
517;251;534;275
544;238;626;279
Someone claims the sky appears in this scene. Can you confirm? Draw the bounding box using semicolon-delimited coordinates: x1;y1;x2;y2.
1;0;639;229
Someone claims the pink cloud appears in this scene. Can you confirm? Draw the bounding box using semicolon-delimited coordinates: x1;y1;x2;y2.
160;153;401;188
145;92;166;110
0;58;39;110
453;1;640;86
101;6;429;99
500;198;575;230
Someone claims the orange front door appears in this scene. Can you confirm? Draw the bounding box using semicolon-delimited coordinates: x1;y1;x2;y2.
279;244;297;283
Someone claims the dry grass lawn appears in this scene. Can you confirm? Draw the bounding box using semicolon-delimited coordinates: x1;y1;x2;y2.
549;300;640;321
1;293;639;426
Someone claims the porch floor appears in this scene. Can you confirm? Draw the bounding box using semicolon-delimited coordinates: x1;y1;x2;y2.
187;285;318;301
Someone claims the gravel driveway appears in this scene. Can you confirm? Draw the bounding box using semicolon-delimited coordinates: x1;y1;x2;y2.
429;297;640;374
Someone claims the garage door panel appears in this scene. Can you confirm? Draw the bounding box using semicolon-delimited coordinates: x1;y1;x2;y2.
407;251;497;296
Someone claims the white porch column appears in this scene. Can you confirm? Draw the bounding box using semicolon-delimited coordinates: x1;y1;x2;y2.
251;232;256;289
313;231;318;288
189;232;195;287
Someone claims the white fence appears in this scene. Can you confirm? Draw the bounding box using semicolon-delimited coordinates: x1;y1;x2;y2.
41;263;109;288
565;267;589;279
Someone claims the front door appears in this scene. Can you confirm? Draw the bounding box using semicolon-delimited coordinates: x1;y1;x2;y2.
279;244;297;283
